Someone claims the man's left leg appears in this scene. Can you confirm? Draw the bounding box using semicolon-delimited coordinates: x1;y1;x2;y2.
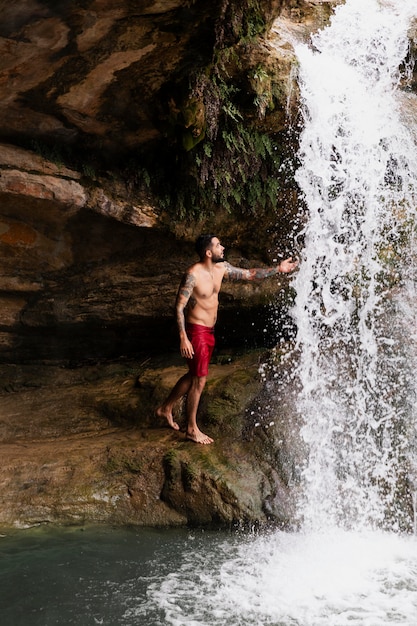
186;375;213;444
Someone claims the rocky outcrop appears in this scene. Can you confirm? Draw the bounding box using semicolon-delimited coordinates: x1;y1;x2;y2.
0;142;161;361
0;350;302;529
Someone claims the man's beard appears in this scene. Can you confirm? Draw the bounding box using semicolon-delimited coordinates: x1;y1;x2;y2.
211;253;224;263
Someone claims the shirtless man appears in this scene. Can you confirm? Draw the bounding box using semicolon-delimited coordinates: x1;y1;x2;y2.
156;234;298;444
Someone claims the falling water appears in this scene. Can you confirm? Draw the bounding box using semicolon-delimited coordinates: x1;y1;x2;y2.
291;0;417;533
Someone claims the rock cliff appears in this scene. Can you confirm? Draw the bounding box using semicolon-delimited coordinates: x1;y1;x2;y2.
0;0;343;363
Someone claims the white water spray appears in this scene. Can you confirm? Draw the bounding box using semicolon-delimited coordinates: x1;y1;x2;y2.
291;0;417;531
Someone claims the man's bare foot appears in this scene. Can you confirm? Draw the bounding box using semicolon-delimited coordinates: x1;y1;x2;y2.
155;406;180;431
186;429;214;444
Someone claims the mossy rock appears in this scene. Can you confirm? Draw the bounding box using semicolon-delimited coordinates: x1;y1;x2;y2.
204;367;260;435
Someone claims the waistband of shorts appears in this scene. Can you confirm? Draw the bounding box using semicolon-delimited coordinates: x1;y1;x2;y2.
186;323;215;334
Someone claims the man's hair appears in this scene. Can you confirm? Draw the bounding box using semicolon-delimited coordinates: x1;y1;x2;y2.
195;233;216;260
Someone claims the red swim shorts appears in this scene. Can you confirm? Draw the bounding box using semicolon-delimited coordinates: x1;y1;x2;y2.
186;323;215;377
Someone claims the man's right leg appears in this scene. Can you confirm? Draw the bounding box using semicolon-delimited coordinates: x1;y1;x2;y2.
155;372;192;430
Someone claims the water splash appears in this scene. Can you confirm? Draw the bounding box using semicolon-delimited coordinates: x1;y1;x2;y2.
139;528;417;626
291;0;417;532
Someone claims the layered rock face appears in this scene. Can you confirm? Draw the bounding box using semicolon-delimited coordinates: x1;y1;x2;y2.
0;0;335;157
0;140;290;362
0;0;343;363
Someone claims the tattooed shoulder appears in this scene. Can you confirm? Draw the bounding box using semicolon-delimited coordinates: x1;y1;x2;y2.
179;271;196;298
224;262;246;281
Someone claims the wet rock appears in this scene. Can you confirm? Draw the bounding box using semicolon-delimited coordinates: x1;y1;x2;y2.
0;351;301;529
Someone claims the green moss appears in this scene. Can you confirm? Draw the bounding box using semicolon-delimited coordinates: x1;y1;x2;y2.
170;109;282;219
163;448;179;471
105;452;143;475
204;368;259;434
217;0;268;46
29;139;70;167
163;448;190;487
181;461;198;490
186;447;227;481
126;1;290;224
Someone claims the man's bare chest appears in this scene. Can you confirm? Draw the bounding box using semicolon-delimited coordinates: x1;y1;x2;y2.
194;276;221;300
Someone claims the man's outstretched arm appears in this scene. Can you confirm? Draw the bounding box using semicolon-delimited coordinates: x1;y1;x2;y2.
223;257;298;281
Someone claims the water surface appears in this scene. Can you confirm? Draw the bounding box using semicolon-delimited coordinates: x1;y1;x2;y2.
2;525;417;625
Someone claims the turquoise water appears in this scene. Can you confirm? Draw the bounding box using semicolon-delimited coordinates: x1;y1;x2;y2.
0;525;212;626
2;525;417;625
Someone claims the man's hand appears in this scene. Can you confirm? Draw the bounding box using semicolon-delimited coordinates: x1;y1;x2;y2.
180;335;194;359
224;258;299;281
278;257;299;274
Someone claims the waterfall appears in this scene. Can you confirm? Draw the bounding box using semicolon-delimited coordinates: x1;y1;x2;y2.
291;0;417;532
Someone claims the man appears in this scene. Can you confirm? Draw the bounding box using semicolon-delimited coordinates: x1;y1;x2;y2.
156;234;298;444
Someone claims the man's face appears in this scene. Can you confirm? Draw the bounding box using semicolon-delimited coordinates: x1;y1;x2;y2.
210;237;225;263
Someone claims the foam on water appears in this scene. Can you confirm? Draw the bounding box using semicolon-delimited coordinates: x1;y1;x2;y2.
138;529;417;626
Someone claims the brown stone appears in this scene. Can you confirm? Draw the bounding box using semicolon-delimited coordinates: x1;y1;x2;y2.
0;352;299;529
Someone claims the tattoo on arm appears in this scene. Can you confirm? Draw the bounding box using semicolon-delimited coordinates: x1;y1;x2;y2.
176;310;186;333
178;272;196;299
224;261;277;281
223;262;250;281
248;267;278;280
176;272;196;332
